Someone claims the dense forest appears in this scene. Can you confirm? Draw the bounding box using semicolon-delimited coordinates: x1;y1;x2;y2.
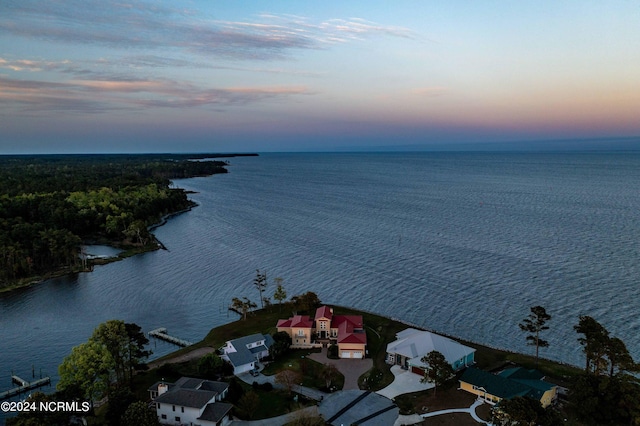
0;153;254;289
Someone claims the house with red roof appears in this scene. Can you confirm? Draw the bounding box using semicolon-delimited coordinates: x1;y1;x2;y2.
276;314;314;346
277;306;367;358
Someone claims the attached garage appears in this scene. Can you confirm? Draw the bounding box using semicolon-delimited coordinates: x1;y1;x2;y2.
352;351;363;359
411;366;425;375
341;351;352;358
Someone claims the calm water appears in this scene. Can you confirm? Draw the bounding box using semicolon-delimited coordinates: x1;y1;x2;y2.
1;152;639;407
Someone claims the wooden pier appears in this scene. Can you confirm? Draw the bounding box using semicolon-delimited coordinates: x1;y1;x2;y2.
0;376;51;401
148;328;193;347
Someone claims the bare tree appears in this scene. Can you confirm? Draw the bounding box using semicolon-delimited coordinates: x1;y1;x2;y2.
275;369;302;396
321;363;339;389
231;297;257;320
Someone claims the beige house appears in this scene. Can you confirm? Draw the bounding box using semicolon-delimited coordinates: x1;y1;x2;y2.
276;315;314;345
276;305;367;358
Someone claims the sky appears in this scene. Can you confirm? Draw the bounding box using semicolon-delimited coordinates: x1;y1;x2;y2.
1;1;639;153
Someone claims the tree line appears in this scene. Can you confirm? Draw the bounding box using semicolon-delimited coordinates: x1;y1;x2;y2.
7;319;154;426
0;154;230;288
491;306;640;425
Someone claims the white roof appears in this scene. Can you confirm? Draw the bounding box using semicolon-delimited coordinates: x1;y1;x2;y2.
386;328;475;366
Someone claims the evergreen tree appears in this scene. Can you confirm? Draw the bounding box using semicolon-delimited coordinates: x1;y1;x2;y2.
420;350;453;396
518;306;551;366
120;401;160;426
574;315;610;375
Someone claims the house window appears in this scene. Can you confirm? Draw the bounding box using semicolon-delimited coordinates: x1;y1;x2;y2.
298;329;305;336
172;405;175;411
175;416;180;422
157;403;161;409
161;414;167;419
320;322;326;330
181;407;184;413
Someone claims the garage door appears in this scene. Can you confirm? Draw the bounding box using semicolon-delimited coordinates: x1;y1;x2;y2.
411;366;425;375
340;351;351;358
353;351;363;359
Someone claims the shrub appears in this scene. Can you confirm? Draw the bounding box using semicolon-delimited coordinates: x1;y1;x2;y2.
327;344;339;359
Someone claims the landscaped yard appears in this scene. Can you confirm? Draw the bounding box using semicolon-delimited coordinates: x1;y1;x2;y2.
395;383;492;425
395;382;481;415
235;381;316;420
261;349;345;390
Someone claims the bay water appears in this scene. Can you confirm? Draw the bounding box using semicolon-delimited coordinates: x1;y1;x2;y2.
1;152;639;406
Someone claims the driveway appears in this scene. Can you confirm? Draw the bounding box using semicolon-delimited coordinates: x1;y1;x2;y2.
308;347;373;390
376;365;434;399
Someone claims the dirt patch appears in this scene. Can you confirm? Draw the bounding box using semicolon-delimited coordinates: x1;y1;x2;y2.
147;346;216;369
394;384;478;415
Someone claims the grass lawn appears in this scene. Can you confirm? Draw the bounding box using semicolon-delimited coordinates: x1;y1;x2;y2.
235;382;315;420
261;349;345;390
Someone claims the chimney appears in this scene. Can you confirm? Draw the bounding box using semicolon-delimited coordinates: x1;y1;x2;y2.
158;383;169;395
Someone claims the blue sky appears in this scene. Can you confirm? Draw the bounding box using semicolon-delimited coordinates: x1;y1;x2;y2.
1;1;639;153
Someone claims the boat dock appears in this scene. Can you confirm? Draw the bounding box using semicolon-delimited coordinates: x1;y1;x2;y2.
0;376;51;401
148;328;193;347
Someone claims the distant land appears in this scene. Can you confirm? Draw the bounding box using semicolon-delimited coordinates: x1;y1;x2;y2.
0;153;258;292
3;137;639;155
321;136;640;153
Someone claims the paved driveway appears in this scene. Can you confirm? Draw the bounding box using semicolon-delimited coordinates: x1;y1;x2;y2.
308;347;373;390
376;365;434;399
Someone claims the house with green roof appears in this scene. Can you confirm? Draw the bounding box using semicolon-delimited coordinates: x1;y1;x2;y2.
459;366;558;408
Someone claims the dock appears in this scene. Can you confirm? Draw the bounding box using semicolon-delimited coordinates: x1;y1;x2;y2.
148;328;193;347
0;376;51;401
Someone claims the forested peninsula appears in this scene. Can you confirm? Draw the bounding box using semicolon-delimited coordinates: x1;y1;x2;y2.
0;153;256;291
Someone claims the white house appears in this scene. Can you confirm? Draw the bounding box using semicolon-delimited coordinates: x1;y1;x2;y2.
220;333;274;375
149;377;232;426
386;328;476;375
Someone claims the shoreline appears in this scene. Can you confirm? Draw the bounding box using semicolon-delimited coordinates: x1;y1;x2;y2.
149;304;582;383
0;206;195;295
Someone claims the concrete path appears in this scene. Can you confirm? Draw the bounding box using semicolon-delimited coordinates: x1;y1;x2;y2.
230;406;320;425
308;347;373;390
393;398;490;425
376;365;434;399
422;399;488;424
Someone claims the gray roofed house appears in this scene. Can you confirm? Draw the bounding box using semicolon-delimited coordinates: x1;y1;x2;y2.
386;328;476;375
155;388;218;408
149;377;231;426
220;333;274;375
